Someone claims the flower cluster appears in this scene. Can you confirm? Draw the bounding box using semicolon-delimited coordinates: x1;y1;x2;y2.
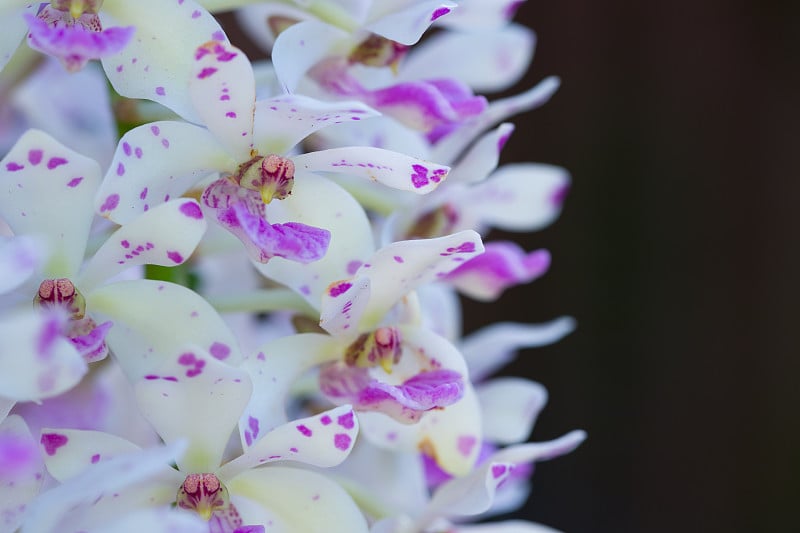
0;1;584;532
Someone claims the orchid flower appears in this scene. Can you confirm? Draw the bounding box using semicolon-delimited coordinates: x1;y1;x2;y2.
95;39;450;265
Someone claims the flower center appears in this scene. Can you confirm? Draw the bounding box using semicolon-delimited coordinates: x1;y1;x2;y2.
406;203;459;239
344;327;402;373
176;473;231;522
49;0;103;19
34;278;86;320
233;154;295;204
349;34;409;72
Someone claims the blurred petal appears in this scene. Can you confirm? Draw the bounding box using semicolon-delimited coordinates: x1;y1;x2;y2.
0;129;100;277
477;378;547;444
135;347;252;472
366;1;455;45
88;279;244;381
0;3;36;71
96;121;234;224
0;235;44;294
79;199;207;290
93;507;207;533
39;428;140;482
0;415;44;533
271;19;348;93
457;520;562;533
448;123;514;184
229;466;369;533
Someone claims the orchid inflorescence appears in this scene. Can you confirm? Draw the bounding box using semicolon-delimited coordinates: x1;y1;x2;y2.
0;1;585;532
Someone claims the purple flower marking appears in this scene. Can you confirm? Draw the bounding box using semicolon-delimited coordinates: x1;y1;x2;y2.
40;433;68;456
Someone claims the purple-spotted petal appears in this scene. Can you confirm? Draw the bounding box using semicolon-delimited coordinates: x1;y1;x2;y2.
271;19;349;93
88;279;244;381
219;405;358;480
96;120;235;224
0;310;87;402
190;40;255;160
38;428;140;482
135;347;253;472
477;378;547;444
319;365;463;423
366;1;456;45
25;11;134;72
445;243;550;301
0;129;101;277
293;147;449;194
69;320;112;363
79;199;208;289
0;415;44;533
100;0;227;123
253;95;378;155
460;317;576;381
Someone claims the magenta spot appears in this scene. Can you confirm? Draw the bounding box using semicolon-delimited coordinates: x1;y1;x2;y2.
179;201;202;219
120;240;130;248
497;132;511;152
337;411;354;430
139;187;148;200
299;285;310;295
209;342;230;360
431;7;450;21
320;415;332;426
225;111;237;118
5;162;23;171
122;142;132;156
212;30;224;41
393;255;404;263
135;147;143;158
492;464;508;479
191;9;200;18
66;177;83;188
116;64;123;72
457;435;477;457
155;86;166;96
334;433;351;451
41;433;68;456
289;447;298;453
346;260;362;275
167;251;183;263
144;374;158;380
411;164;429;188
99;194;120;212
220;94;230;101
178;352;196;365
328;282;352;297
91;454;101;464
150;125;160;136
551;183;571;206
47;157;67;169
116;162;125;176
164;376;178;382
161;138;170;148
296;425;312;437
28;149;43;165
197;67;218;79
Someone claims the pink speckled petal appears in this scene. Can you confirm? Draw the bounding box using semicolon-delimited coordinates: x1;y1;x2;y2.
0;236;44;295
401;24;534;93
38;428;140;482
0;310;86;402
25;11;134;72
69;320;112;363
0;129;101;277
79;199;208;290
256;173;374;308
87;279;243;381
445;243;550;301
0;415;44;533
135;347;252;473
96;120;235;224
426;431;587;520
189;41;255;160
318;277;371;336
319;364;463;423
448;123;514;184
219;405;358;480
271;19;349;93
466;163;571;232
321;230;484;332
460;317;577;381
253;95;378;155
366;1;455;45
101;0;227;123
477;378;548;445
0;4;37;71
293;147;449;194
228;467;369;533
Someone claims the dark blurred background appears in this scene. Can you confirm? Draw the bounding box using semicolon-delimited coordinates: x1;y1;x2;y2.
223;2;800;531
482;2;800;532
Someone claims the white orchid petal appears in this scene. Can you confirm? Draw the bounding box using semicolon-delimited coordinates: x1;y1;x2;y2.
435;0;527;29
39;428;140;482
0;415;44;533
0;235;44;294
402;25;534;92
254;95;378;155
88;280;243;381
293;147;448;194
257;173;374;308
135;347;252;473
240;334;340;437
477;378;547;444
96;121;235;224
322;231;483;331
457;520;562;533
449;123;514;184
220;405;358;480
229;466;369;533
101;0;227;123
79;199;207;290
0;129;100;277
93;507;207;533
460;317;576;381
366;1;455;45
272;19;349;93
189;41;255;160
0;310;87;402
0;4;36;71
